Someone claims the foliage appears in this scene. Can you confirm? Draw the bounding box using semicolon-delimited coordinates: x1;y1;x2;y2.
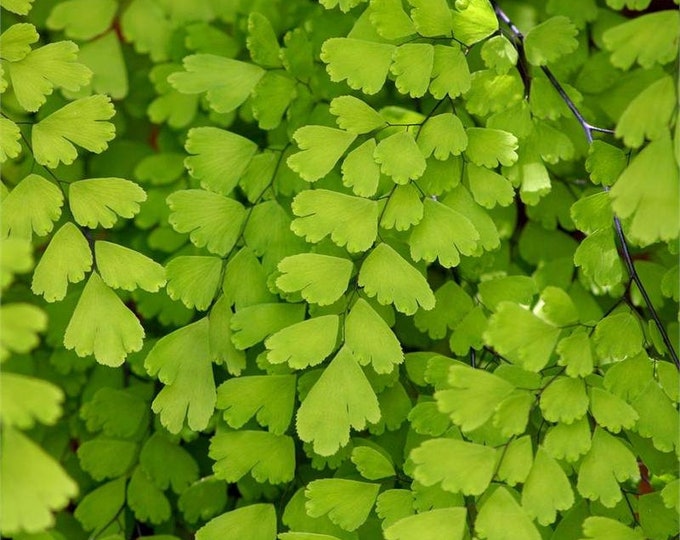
1;0;678;539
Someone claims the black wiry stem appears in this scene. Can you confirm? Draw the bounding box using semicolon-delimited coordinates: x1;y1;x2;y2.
492;1;679;368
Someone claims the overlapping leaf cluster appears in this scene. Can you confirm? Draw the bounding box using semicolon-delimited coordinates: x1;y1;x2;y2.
1;0;678;539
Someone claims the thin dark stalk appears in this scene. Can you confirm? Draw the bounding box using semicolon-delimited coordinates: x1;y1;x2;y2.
493;1;679;368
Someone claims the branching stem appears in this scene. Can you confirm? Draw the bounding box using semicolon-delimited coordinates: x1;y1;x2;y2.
492;1;679;368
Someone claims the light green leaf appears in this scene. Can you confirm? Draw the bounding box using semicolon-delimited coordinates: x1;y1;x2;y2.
496;436;533;486
450;0;498;45
574;229;624;288
0;22;38;61
359;243;435;315
436;364;515;432
556;329;595;377
478;276;536;311
0;237;32;289
540;376;588;424
534;286;578;327
276;254;353;306
610;134;679;245
166;256;222;310
0;117;21;163
230;303;306;350
145;318;216;434
370;0;416;39
586;141;627;186
429;44;470;99
0;373;62;429
168;54;265;113
443;185;499;251
521;447;574;525
409;197;479;268
167;189;247;255
449;305;487;355
492;390;534;437
296;347;381;456
380;184;424;230
589;387;638;433
408;0;452;37
631;380;678;452
77;438;137;481
577;428;639;507
414;280;473;339
320;38;395;95
70;178;144;231
342;140;381;197
580;516;644;540
484;302;561;372
603;352;653;402
543;417;592;462
196;504;276;540
246;12;281;68
0;0;34;15
0;427;77;535
32;222;92;302
288;126;357;182
616;75;675;148
466;163;515;208
345;298;403;374
570;192;614;235
78;31;128;99
266;316;339;369
251;71;297;130
603;11;679;70
216;375;296;435
476;487;541;540
184;127;258;195
8;40;91;112
291;189;379;252
411;438;498;495
391;43;434;98
593;311;643;362
119;0;172;62
64;272;144;366
127;466;171;524
418;113;467;160
465;127;518;168
384;508;466;540
46;0;117;40
32;95;115;167
524;16;579;66
374;130;426;184
0;303;46;361
210;431;295;484
178;477;227;524
351;446;395;480
1;174;63;240
305;479;380;531
95;241;165;292
74;477;125;532
376;489;415;528
330;95;386;134
481;35;518;73
139;433;198;493
81;387;147;438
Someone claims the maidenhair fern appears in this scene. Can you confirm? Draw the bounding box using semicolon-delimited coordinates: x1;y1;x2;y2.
1;0;678;539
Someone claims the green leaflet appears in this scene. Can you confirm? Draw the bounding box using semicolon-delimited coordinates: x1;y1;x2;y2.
296;347;381;456
230;303;306;350
429;44;471;99
81;387;148;438
374;130;427;184
481;35;518;73
46;0;117;40
251;71;297;130
305;479;380;531
169;54;265;113
351;445;395;480
95;241;165;292
581;516;644;540
589;387;638;433
246;12;282;68
144;318;216;433
1;174;63;239
359;243;435;315
391;43;434;98
380;184;424;231
539;376;589;423
521;447;574;525
450;0;498;45
127;465;171;524
0;23;38;62
0;303;46;360
610;134;679;245
64;272;144;366
411;438;498;496
184;127;258;195
593;311;643;362
288;126;357;182
166;256;223;310
216;375;296;434
31;222;92;302
475;487;541;540
465;128;518;168
384;508;467;540
556;329;595;377
210;430;295;484
0;117;21;163
321;38;395;95
140;433;198;493
0;372;63;429
74;476;126;532
330;95;386;134
178;477;227;524
465;163;515;208
69;177;146;229
196;504;277;540
414;280;473;339
585;141;627;186
167;189;247;256
342;140;381;197
77;438;138;481
496;436;533;486
276;253;353;306
524;16;579;66
418;113;468;160
370;0;416;40
291;189;379;252
266;316;339;369
345;298;403;374
543;417;592;462
32;95;115;168
408;0;451;37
